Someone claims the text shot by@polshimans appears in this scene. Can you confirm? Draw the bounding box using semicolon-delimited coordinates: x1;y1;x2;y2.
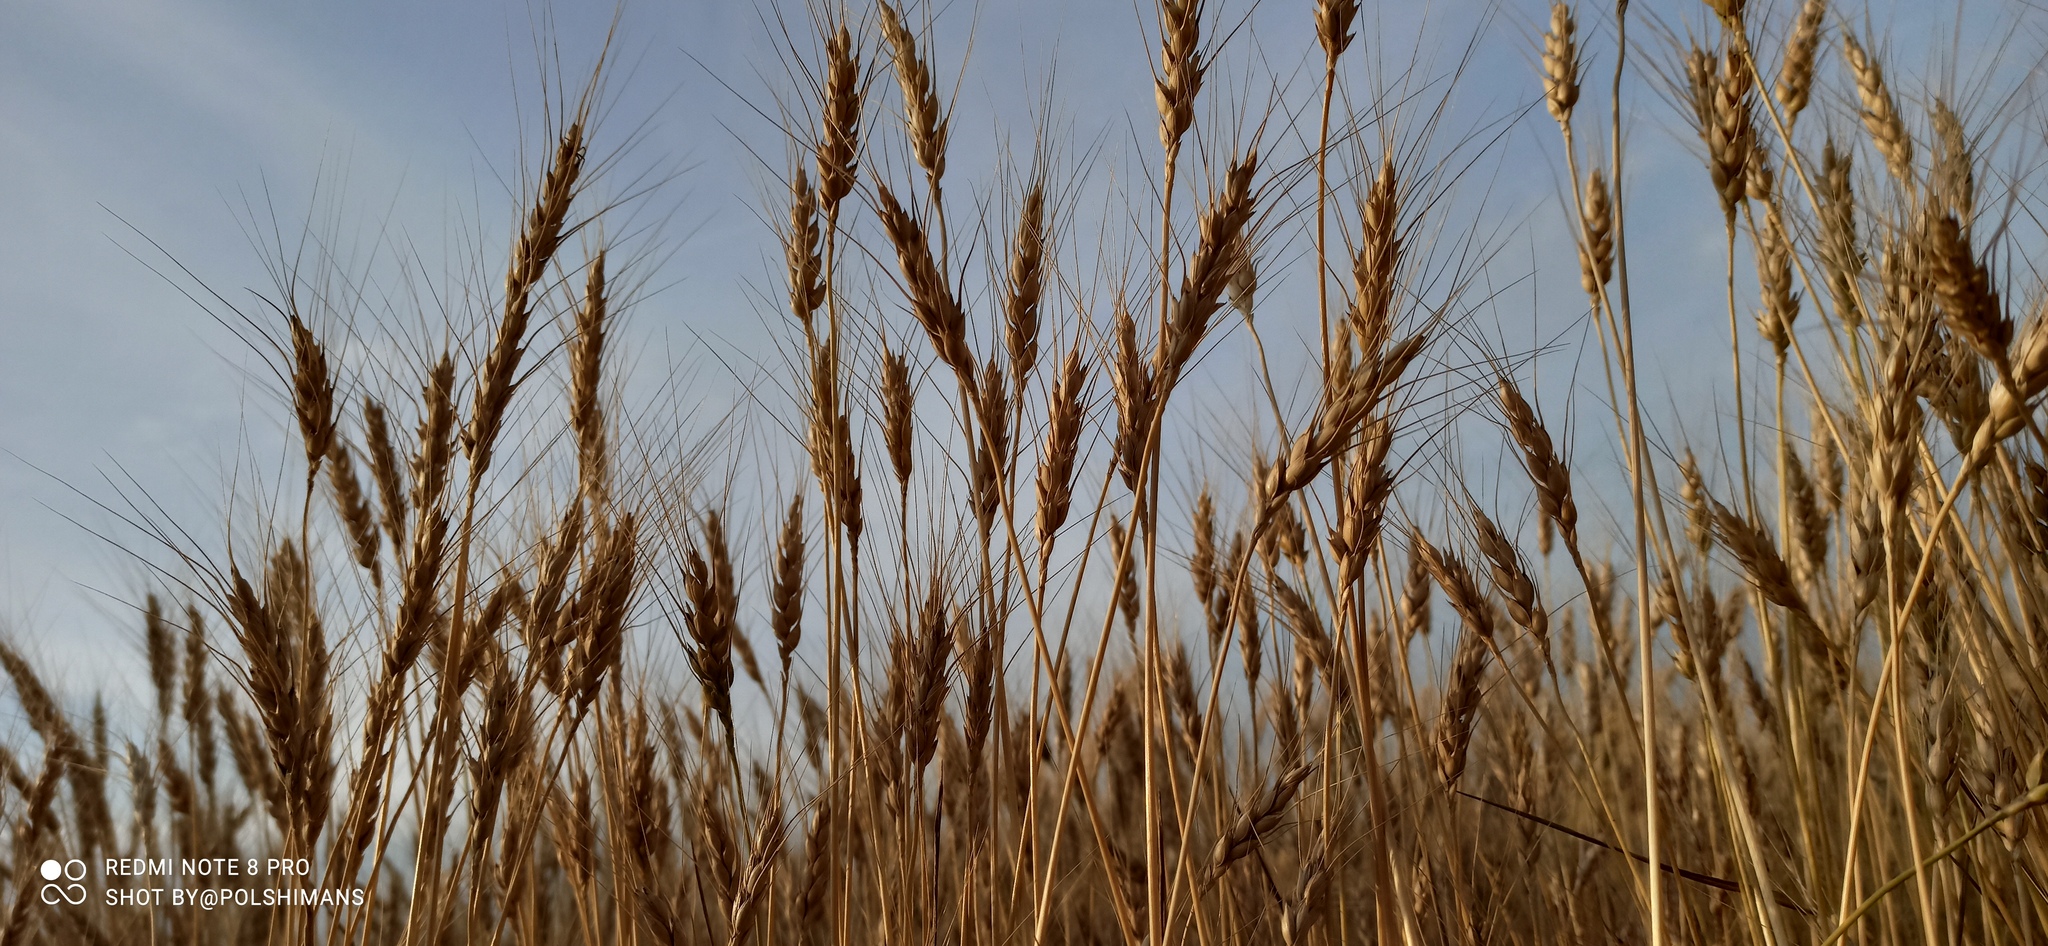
30;857;367;910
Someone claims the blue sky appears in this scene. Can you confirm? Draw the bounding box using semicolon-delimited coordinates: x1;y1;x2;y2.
0;0;2018;716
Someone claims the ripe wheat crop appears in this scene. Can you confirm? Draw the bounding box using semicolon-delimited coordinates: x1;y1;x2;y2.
4;2;2047;945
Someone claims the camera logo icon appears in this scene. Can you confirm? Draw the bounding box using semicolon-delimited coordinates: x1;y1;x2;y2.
38;860;86;905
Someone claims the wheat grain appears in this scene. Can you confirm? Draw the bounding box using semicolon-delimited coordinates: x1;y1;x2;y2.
1843;34;1914;185
876;184;973;377
1927;211;2008;365
1314;0;1357;61
878;2;948;185
1434;630;1490;788
1579;167;1613;295
362;397;410;550
1005;182;1046;384
411;354;457;514
1156;0;1206;158
287;314;337;483
1777;0;1826;121
771;495;805;670
144;595;176;724
569;249;610;509
1931;98;1975;223
468;122;585;471
817;24;861;215
1471;505;1550;665
1543;3;1580;126
1033;349;1087;550
1498;377;1580;553
327;440;383;579
1205;760;1315;881
1165;150;1259;381
786;169;826;332
1756;205;1799;353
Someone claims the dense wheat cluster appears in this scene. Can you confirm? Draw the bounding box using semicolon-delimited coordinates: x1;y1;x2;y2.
5;1;2048;944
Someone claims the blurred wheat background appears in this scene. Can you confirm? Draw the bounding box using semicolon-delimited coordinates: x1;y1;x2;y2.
2;1;2046;944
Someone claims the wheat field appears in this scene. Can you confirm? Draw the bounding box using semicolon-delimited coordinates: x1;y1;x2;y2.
2;1;2045;945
